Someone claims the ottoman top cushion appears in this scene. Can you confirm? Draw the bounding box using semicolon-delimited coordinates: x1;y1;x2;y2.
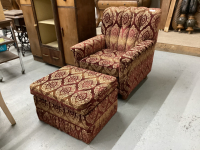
30;65;118;115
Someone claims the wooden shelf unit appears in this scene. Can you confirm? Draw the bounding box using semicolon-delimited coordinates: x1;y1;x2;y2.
0;50;19;64
45;41;58;48
33;0;57;46
0;36;18;64
0;19;25;81
38;19;55;25
32;0;63;66
20;0;96;67
0;36;15;46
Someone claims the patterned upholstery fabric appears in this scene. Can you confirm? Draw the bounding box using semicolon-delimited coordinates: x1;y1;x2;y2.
30;65;118;144
71;35;106;67
35;89;118;144
80;49;126;77
71;7;161;99
30;65;118;116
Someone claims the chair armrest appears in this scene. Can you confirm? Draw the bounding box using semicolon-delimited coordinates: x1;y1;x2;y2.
119;40;156;99
70;34;105;66
120;40;155;65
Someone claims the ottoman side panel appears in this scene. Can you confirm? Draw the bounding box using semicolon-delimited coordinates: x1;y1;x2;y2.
34;89;118;131
36;99;117;144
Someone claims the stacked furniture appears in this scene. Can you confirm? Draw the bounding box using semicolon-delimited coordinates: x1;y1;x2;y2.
95;0;152;27
71;7;161;99
20;0;96;67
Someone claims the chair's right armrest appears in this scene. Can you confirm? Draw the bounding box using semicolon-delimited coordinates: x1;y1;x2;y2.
70;34;106;67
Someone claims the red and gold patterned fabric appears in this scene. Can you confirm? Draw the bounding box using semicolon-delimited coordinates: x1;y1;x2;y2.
71;35;106;67
119;40;155;99
30;65;118;144
80;49;126;77
30;65;118;116
70;7;161;99
35;89;118;144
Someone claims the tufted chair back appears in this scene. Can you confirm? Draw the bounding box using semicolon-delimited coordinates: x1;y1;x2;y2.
101;7;161;51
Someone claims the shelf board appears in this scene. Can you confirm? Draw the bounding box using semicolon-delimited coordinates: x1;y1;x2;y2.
0;36;15;46
45;41;58;48
0;51;19;64
38;19;55;25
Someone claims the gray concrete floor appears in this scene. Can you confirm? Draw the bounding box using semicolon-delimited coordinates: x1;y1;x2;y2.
1;47;200;150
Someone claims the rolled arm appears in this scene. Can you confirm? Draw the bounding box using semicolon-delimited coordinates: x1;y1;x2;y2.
119;40;155;99
120;40;155;67
70;34;106;67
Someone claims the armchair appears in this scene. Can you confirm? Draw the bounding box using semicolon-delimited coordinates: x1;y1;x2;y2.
71;7;161;99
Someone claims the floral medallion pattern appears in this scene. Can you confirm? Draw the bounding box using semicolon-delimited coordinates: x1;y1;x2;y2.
35;88;118;144
70;7;161;99
30;65;118;115
80;49;126;77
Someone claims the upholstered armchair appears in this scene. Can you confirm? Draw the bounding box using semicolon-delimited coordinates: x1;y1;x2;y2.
71;7;161;99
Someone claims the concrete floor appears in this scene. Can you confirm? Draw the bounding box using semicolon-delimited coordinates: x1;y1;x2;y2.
157;30;200;48
1;48;200;150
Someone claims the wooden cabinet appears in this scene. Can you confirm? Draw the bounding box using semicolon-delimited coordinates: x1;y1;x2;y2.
21;2;42;60
58;7;78;65
20;0;96;67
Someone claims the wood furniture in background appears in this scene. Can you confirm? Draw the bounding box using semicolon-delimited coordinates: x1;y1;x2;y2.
20;0;96;67
164;0;177;32
186;0;198;34
4;10;30;56
177;0;191;32
1;0;20;10
194;3;200;28
0;1;5;20
0;91;16;125
159;0;172;30
172;0;183;30
20;0;42;62
95;0;152;27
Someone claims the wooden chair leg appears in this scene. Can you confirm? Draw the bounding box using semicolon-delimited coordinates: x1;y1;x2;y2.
0;92;16;125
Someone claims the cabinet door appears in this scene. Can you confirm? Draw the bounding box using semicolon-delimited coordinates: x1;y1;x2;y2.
57;7;78;66
21;4;42;57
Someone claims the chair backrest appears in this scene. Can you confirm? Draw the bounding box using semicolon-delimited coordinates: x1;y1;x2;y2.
101;7;161;51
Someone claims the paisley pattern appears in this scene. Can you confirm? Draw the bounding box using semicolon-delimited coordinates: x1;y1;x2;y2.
30;65;118;115
34;88;118;144
70;7;161;99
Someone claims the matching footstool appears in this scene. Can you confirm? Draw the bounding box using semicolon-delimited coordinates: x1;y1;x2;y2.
30;65;118;144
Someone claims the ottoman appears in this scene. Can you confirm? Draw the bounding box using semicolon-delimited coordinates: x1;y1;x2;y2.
30;65;118;144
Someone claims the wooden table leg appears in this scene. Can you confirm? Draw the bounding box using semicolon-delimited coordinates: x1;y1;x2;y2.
0;92;16;125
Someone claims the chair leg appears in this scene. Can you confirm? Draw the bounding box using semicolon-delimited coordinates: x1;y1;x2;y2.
0;92;16;125
122;95;128;100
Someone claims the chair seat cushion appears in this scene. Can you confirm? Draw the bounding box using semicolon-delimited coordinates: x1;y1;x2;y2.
80;49;126;77
30;65;118;116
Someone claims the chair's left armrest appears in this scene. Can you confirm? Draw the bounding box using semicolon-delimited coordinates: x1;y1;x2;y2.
70;34;105;66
